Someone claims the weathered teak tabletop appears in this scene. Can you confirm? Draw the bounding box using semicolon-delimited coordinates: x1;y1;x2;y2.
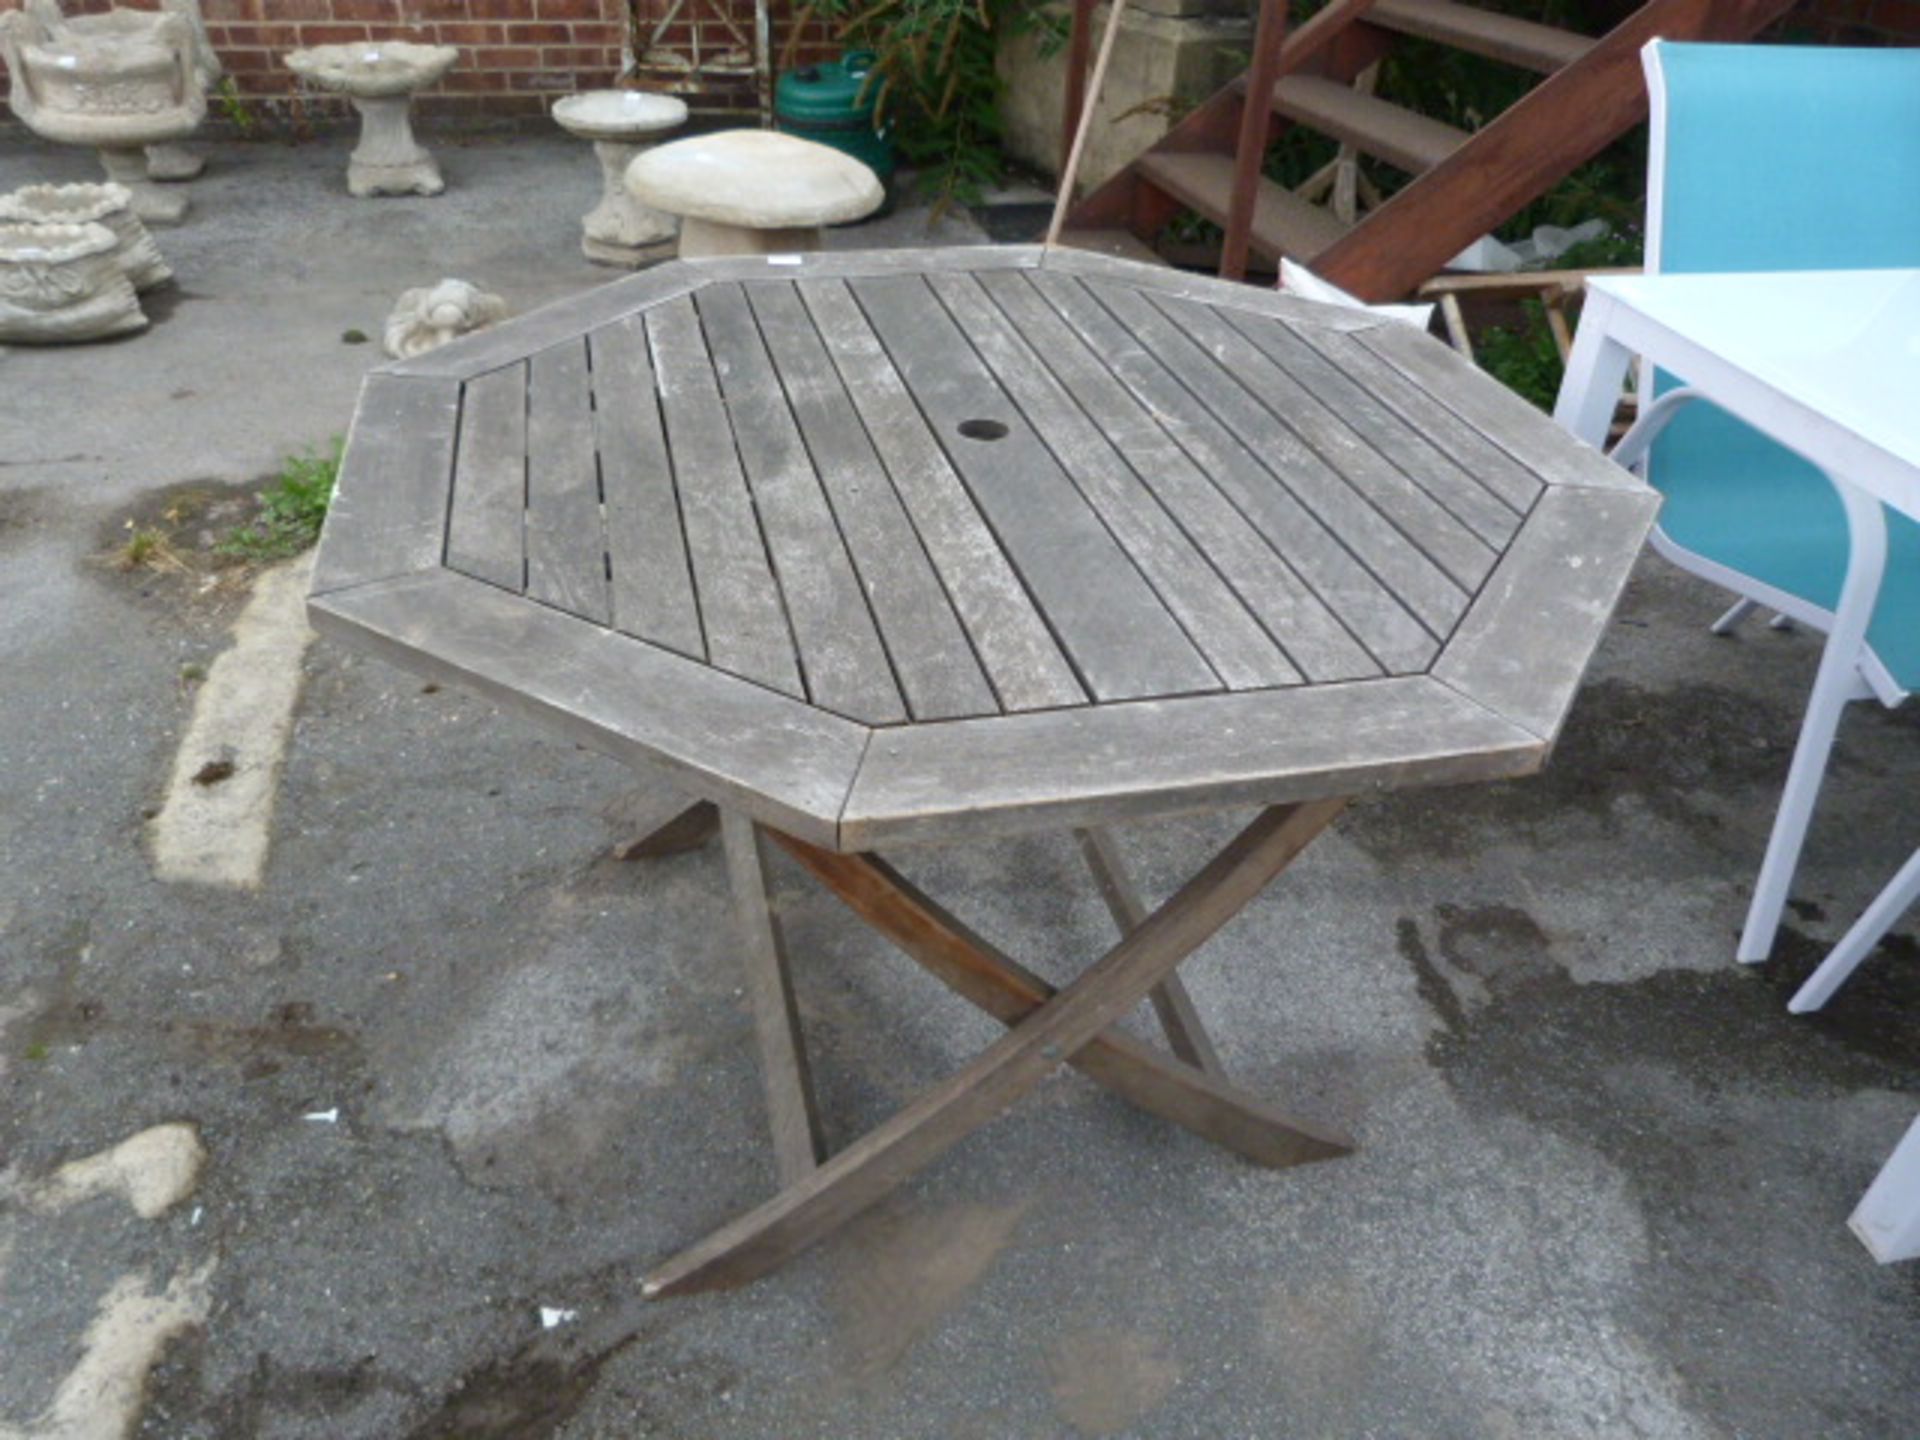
308;245;1656;1295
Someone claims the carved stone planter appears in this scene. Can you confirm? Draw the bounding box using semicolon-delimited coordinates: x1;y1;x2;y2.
284;43;459;198
624;129;886;258
0;222;147;344
0;182;172;291
0;6;207;225
28;0;222;182
551;90;687;267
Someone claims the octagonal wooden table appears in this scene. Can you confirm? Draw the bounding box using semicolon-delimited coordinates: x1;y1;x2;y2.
308;245;1656;1296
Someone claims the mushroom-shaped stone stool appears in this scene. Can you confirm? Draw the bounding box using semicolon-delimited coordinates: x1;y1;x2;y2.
284;42;459;198
551;90;687;267
624;129;885;259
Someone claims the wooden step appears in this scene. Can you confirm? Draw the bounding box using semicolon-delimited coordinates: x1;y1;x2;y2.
1056;228;1169;266
1366;0;1592;75
1136;151;1349;262
1262;74;1470;174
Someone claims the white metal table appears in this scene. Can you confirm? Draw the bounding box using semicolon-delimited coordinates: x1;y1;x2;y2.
1555;268;1920;1260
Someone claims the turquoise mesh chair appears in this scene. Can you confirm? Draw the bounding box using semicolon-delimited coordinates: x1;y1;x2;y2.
1627;41;1920;985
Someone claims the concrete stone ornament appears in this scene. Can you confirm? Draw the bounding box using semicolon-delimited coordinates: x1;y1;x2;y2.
26;0;223;182
551;89;688;267
624;128;886;258
0;221;147;344
383;278;509;359
284;42;459;197
0;5;208;225
0;183;172;292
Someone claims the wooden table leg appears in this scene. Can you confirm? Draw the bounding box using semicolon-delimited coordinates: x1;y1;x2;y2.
613;798;719;861
775;827;1348;1169
645;799;1350;1298
720;809;825;1184
1077;825;1224;1076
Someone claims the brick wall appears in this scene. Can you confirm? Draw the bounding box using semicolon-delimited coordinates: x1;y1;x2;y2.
0;0;1912;129
0;0;840;126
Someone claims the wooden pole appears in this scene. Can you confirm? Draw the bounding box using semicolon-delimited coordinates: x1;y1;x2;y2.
1046;0;1130;248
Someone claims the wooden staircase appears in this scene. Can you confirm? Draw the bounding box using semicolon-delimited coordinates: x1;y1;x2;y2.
1062;0;1797;300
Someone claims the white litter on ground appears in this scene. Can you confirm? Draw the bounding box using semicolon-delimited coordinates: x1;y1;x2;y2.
148;552;316;889
302;1108;339;1124
538;1307;577;1330
23;1123;207;1221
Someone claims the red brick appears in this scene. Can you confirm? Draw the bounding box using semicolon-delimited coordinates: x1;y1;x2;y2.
474;0;535;17
231;20;303;44
567;20;619;41
200;0;252;21
221;46;275;70
534;0;600;18
411;0;469;15
501;20;570;41
329;0;398;19
446;67;509;89
539;43;609;66
296;21;370;42
473;43;540;65
435;20;503;42
506;66;574;88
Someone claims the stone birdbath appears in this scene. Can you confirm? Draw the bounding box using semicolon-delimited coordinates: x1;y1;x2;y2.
284;42;459;198
550;90;687;267
624;129;885;258
0;8;207;225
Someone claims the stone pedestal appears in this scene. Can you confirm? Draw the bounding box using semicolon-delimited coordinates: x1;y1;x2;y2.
99;145;189;225
551;90;686;268
283;41;458;198
997;2;1250;194
348;93;443;198
144;143;205;181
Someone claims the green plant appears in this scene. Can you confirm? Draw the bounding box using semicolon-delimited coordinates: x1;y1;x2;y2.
1475;299;1564;411
218;439;342;561
781;0;1063;219
213;76;259;139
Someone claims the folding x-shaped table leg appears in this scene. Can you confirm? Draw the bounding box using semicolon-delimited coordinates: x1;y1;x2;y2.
624;797;1354;1297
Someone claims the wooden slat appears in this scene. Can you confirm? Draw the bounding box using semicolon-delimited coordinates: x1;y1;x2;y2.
1042;247;1387;333
1267;75;1468;174
1356;321;1643;491
1145;289;1499;592
1137;150;1349;263
697;283;906;725
797;279;1085;714
644;801;1347;1296
647;294;805;698
930;271;1300;691
1366;0;1591;74
524;341;610;625
1027;270;1434;674
685;247;1043;285
745;280;999;722
1078;276;1469;641
1290;324;1544;514
977;270;1376;683
309;374;460;596
839;676;1543;849
307;571;865;846
444;363;526;593
849;272;1220;703
1212;304;1525;545
384;265;707;380
1432;485;1658;743
588;313;704;659
722;809;826;1184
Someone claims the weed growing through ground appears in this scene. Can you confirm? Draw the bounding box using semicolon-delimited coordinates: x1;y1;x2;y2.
217;440;342;562
112;522;187;573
